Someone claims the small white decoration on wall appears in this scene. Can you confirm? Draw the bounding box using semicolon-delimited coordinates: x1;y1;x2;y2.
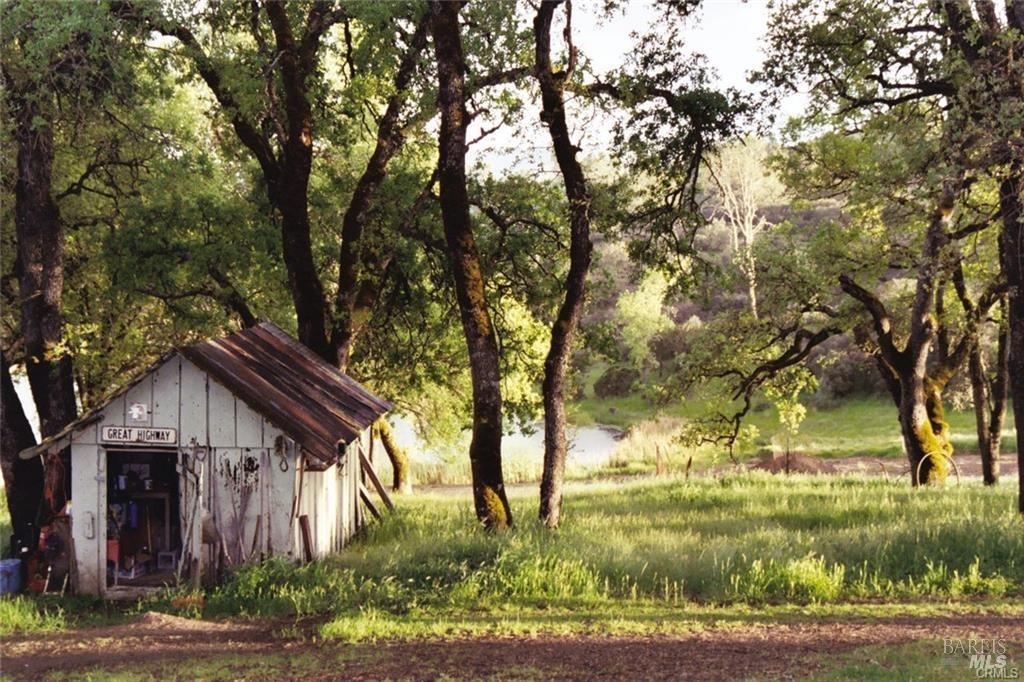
128;402;149;421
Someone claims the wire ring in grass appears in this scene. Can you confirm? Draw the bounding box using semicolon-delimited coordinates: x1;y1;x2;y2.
913;451;961;487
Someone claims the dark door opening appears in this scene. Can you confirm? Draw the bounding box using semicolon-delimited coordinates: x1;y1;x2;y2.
105;449;181;589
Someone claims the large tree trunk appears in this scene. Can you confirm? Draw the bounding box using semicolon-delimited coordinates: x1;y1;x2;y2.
843;188;956;486
277;167;331;361
901;189;955;486
1;352;43;556
534;0;594;528
14;101;77;439
999;168;1024;513
430;0;511;529
892;373;952;485
375;418;412;494
263;1;333;362
14;97;76;520
871;354;952;485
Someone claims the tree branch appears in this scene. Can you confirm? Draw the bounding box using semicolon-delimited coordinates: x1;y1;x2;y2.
838;274;904;368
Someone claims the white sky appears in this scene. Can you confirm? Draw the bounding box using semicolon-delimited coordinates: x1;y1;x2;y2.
469;0;805;173
583;0;765;85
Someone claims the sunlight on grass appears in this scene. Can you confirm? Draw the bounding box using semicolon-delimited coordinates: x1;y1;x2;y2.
0;596;65;636
6;475;1022;641
186;474;1024;640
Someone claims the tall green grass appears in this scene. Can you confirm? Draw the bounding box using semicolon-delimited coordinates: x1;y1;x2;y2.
0;596;65;635
203;474;1022;624
4;474;1021;637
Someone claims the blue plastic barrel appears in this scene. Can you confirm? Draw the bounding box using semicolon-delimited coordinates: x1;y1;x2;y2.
0;558;22;595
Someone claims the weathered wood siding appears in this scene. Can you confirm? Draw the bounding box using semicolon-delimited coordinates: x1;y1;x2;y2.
69;442;102;595
69;353;365;596
293;428;364;557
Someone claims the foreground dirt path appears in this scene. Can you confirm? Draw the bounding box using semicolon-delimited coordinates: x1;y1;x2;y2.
3;611;1022;680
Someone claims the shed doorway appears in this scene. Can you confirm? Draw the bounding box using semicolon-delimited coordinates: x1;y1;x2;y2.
105;449;182;589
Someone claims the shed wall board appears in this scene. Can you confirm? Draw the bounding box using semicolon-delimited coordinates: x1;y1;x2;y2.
207;381;236;448
235;408;263;449
151;356;180;436
262;429;293;557
72;420;98;446
178;360;208;448
97;393;127;442
70;443;102;595
209;447;265;564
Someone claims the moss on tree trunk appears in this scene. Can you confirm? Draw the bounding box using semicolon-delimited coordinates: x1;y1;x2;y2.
429;0;512;529
375;418;412;494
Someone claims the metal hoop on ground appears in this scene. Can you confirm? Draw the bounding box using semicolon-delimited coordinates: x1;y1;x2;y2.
914;452;961;487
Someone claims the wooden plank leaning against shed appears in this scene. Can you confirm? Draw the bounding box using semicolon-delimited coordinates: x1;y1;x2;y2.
298;515;314;563
360;448;394;511
359;484;382;521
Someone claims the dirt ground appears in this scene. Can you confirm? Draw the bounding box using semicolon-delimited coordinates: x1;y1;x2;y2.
3;611;1023;680
754;452;1020;479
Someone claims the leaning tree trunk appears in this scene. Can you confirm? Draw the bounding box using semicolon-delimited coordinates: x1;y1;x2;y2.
534;0;594;528
333;14;429;370
1;352;43;556
901;188;955;486
999;168;1024;513
844;189;955;487
870;354;951;485
374;418;412;494
429;0;511;529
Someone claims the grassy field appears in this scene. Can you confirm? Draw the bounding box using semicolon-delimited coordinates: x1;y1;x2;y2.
304;474;1023;636
401;394;1018;484
378;395;1017;486
6;473;1020;640
572;394;1016;461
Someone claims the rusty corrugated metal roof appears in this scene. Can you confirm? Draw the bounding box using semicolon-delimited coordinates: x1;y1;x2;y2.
181;322;390;465
21;322;390;466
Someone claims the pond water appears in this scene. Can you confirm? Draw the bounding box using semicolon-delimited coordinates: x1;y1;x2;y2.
389;417;626;468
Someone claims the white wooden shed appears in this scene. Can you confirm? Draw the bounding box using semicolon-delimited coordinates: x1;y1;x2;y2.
19;322;391;597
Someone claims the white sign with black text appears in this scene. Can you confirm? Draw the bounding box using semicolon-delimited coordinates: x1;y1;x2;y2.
101;426;178;445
